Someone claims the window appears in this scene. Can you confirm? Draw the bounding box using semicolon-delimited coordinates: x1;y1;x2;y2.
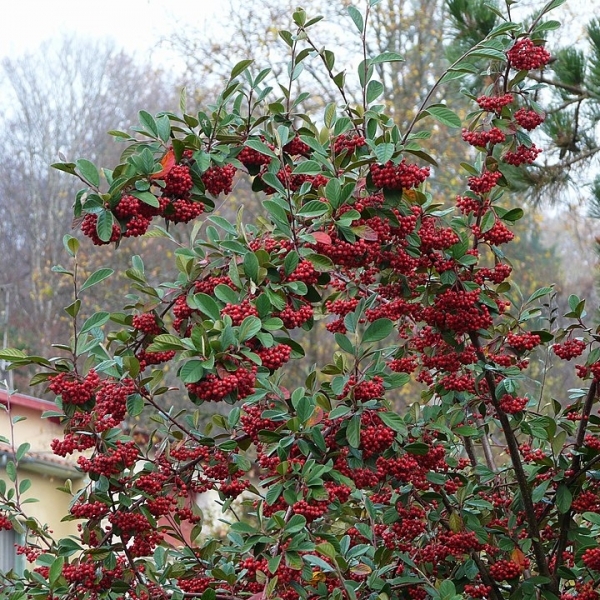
0;528;24;574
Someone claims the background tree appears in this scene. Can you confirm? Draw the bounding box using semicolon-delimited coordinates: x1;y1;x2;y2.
0;37;175;388
5;3;600;600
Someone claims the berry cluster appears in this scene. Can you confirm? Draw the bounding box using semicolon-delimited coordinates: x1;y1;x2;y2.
360;413;395;458
514;108;545;130
553;339;587;360
283;136;311;157
285;260;319;285
256;343;292;371
489;559;526;581
161;197;204;223
292;499;329;522
186;365;257;402
477;94;513;114
499;394;528;414
506;332;542;352
48;370;99;406
162;165;193;196
132;312;162;336
238;140;273;168
81;213;121;245
221;300;259;325
278;301;313;329
332;134;367;155
370;160;430;190
583;547;600;571
474;220;515;245
468;171;502;194
503;144;542;166
507;38;551;71
0;514;12;530
462;127;506;147
201;164;236;196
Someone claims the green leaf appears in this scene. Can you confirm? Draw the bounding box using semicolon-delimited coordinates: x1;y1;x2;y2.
325;179;342;205
347;414;361;448
261;172;286;194
468;47;507;60
239;316;262;342
335;333;355;354
366;80;384;103
80;311;110;334
80;268;114;292
64;299;81;318
285;514;307;534
347;5;364;32
324;102;337;128
126;394;144;417
131;191;160;208
556;484;572;513
305;253;334;272
500;207;524;222
147;334;187;352
0;348;27;361
231;59;254;79
139;110;158;136
191;293;221;321
378;412;406;434
245;138;278;160
5;460;16;482
303;554;336;572
49;556;64;585
297;200;329;218
425;106;462;128
363;318;394;343
405;442;430;455
243;252;260;283
527;287;553;304
374;143;395;164
16;442;31;462
76;159;100;187
96;210;115;243
480;211;495;234
214;284;239;305
292;161;322;176
179;360;205;384
63;234;80;257
369;51;404;64
266;483;284;505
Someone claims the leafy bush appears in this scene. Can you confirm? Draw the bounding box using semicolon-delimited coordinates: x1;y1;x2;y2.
3;2;600;600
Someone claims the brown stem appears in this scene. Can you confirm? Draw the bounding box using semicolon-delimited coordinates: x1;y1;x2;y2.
526;73;589;97
463;435;479;468
475;415;499;472
553;380;599;589
468;332;554;587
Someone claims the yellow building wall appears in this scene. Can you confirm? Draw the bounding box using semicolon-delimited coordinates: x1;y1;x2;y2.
0;400;85;541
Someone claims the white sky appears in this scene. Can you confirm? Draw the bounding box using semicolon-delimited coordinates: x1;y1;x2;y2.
0;0;218;64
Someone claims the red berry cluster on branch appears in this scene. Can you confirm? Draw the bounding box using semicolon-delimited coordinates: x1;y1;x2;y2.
506;332;542;352
514;108;545;130
507;38;551;71
370;160;430;190
553;339;587;360
201;163;237;196
48;370;99;406
503;144;542;166
462;127;506;147
477;94;514;114
489;559;527;581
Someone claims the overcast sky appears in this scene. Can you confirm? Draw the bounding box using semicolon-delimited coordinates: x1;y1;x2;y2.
0;0;218;64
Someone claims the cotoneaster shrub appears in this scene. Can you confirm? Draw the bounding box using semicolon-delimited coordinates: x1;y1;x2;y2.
3;3;600;600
